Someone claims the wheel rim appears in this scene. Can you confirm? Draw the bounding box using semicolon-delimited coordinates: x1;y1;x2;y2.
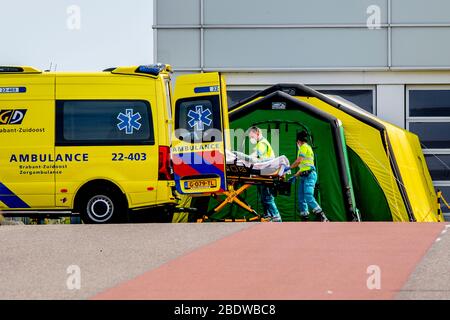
86;195;114;223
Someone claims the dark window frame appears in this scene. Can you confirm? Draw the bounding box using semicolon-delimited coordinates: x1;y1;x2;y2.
55;100;155;147
227;88;375;114
424;154;450;181
407;87;450;152
408;121;450;149
409;89;450;118
227;90;259;108
407;87;450;198
317;89;375;114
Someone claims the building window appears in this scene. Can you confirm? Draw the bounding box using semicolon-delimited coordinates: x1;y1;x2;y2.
407;87;450;215
409;90;450;117
227;88;375;114
227;90;258;107
408;122;450;149
317;89;375;114
56;100;154;146
424;154;450;181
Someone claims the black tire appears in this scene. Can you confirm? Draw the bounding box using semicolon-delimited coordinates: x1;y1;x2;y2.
78;187;126;224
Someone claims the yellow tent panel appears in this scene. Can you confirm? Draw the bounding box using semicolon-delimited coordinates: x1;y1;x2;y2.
327;96;439;222
297;97;410;221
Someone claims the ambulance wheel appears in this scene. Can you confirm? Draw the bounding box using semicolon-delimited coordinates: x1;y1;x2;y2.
79;188;126;224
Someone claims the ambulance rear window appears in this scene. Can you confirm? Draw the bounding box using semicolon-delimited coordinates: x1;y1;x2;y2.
56;100;154;146
175;96;222;143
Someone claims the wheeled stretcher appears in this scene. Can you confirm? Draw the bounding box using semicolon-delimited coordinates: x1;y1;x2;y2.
199;151;292;222
226;151;291;177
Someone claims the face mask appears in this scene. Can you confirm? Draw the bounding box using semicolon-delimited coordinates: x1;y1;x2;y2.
250;137;257;145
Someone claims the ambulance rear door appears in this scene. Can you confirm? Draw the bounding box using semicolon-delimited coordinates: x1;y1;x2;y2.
172;72;229;195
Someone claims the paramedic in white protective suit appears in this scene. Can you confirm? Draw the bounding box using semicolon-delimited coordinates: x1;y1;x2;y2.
248;126;282;222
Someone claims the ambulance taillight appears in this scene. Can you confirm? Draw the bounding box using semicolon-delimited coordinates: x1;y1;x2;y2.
158;146;172;180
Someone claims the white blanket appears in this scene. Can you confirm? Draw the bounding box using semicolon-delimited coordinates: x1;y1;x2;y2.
226;150;291;176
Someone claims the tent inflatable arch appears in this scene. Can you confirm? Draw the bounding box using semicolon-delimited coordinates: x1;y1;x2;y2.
229;84;441;222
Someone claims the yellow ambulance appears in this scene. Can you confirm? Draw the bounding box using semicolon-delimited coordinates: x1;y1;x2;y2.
0;65;229;223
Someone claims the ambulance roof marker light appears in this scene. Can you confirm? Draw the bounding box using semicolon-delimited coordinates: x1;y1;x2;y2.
135;63;173;76
0;66;41;74
0;66;24;72
105;64;172;77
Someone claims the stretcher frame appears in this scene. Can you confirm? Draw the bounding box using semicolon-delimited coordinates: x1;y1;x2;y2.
197;163;291;223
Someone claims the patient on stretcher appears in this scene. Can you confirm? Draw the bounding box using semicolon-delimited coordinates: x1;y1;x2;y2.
225;150;291;177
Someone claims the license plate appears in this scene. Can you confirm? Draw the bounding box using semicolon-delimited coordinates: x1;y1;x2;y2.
184;179;217;190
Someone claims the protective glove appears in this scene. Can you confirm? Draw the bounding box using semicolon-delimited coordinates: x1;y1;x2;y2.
288;175;297;184
280;164;291;175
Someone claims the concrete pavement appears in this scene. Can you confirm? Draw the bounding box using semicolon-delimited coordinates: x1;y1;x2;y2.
0;222;449;300
0;223;252;299
397;224;450;299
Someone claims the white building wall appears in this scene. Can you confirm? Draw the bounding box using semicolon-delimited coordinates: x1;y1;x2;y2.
376;85;405;127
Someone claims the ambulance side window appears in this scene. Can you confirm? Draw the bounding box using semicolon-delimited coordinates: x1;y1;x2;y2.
56;100;154;146
175;96;222;143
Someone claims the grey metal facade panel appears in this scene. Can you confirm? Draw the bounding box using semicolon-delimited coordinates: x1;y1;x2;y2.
204;0;388;25
157;29;201;68
392;0;450;24
156;0;200;25
392;27;450;67
204;28;388;69
154;0;450;70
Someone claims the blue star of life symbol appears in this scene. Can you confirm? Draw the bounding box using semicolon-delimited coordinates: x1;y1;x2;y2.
117;109;142;134
187;105;212;130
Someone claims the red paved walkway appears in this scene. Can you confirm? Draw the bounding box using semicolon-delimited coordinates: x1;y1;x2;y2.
93;222;444;300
